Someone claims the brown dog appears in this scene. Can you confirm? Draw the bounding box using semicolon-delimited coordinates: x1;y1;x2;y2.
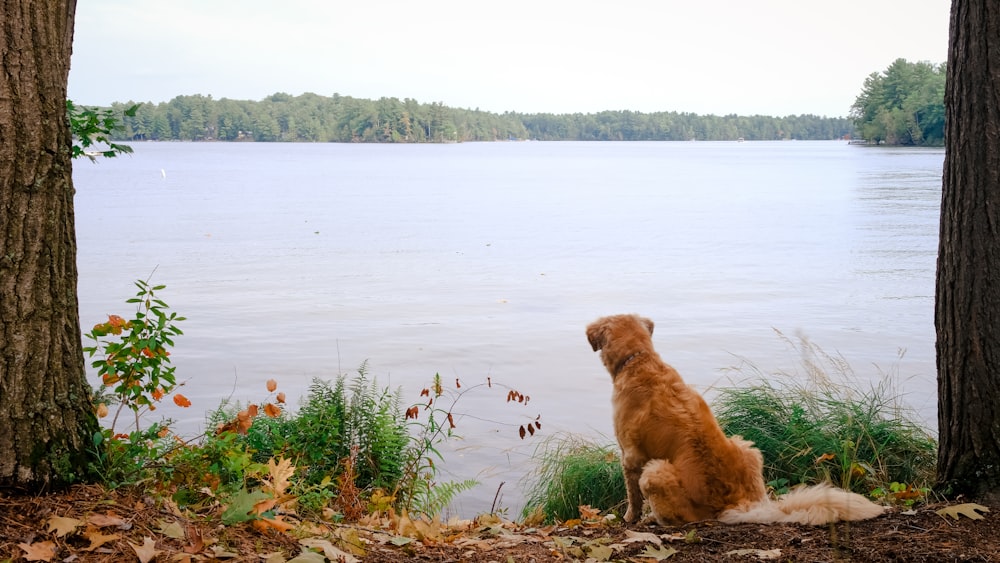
586;314;887;525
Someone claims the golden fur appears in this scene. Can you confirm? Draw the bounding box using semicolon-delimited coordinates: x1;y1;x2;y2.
586;313;887;525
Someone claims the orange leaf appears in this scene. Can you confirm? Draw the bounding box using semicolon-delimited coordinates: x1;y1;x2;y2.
247;404;259;417
266;379;278;392
263;403;281;418
276;392;286;404
815;453;836;464
96;403;109;418
173;394;192;408
519;425;526;439
151;388;164;401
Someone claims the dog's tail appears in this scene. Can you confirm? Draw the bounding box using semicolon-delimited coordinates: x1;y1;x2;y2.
718;483;887;525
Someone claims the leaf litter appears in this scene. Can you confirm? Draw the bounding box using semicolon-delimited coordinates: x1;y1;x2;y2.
3;484;1000;562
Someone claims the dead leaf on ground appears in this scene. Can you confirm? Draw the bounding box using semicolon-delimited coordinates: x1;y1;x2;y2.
937;503;990;520
82;530;122;551
158;519;186;539
46;515;82;537
726;548;783;560
87;512;129;529
641;544;679;560
19;541;57;562
299;538;360;563
129;536;162;563
622;529;662;545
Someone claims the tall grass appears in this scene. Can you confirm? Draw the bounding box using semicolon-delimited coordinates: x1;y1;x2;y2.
713;331;937;494
520;433;626;523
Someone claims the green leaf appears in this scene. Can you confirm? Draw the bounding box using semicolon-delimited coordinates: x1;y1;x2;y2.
221;489;271;524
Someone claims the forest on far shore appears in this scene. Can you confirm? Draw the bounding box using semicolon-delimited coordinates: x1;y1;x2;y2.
95;58;944;145
102;93;854;144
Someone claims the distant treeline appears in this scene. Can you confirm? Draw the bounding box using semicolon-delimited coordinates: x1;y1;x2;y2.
103;93;854;143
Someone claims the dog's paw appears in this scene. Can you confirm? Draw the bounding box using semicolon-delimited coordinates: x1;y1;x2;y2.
623;509;637;523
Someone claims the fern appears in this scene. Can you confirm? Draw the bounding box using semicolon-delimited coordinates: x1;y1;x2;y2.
409;478;480;518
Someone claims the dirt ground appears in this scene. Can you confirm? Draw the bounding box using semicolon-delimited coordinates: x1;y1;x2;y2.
2;485;997;562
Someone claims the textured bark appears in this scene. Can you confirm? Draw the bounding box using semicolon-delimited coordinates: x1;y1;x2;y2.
0;0;97;491
935;0;1000;497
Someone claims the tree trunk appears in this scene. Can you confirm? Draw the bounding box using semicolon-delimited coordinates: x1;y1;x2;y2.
935;0;1000;498
0;0;97;491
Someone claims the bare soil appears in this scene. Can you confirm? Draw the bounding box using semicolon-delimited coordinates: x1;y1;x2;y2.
2;485;997;562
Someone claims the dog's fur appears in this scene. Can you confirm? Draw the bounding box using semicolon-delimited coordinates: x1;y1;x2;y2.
586;313;887;525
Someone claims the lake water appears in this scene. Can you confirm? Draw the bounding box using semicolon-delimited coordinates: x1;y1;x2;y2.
72;140;943;516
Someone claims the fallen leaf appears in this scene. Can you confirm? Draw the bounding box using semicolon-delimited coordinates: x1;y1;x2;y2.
578;505;601;520
937;503;990;520
87;513;129;528
129;536;162;563
623;529;662;545
262;552;287;563
19;541;56;562
46;515;82;537
299;538;359;563
82;530;121;551
588;544;615;561
287;551;327;563
641;544;678;560
158;519;186;539
253;516;296;533
725;548;783;560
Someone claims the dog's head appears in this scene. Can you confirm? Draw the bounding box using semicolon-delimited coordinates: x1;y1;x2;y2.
586;314;655;378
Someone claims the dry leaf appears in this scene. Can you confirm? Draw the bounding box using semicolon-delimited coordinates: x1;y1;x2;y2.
578;505;602;520
264;402;282;418
19;541;56;562
588;544;615;561
276;392;286;404
266;457;296;496
87;513;128;528
641;544;678;560
158;519;186;539
726;548;783;560
46;515;82;537
82;530;121;551
267;378;278;392
299;538;359;563
173;393;192;407
253;516;296;533
622;529;662;545
129;536;162;563
936;503;990;520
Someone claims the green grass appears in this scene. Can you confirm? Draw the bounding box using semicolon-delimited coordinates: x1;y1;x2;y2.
520;433;626;523
520;333;938;521
712;331;937;495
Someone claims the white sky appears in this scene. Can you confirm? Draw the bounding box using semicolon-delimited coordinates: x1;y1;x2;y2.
68;0;950;118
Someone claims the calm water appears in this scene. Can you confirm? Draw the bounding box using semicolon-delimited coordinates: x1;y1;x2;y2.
73;141;943;515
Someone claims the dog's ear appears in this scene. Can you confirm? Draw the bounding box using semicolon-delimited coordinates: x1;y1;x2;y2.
586;320;608;351
641;317;654;335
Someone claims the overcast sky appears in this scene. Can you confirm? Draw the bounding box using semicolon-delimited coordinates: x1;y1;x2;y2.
68;0;950;118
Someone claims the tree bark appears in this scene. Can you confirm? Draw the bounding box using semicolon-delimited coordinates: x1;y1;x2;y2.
936;0;1000;498
0;0;97;491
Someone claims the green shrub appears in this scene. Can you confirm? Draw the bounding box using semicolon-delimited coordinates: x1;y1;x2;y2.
241;363;408;492
713;332;937;495
520;434;626;523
